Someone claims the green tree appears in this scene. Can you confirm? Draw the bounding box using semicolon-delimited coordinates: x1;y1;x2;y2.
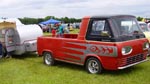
137;16;143;21
19;16;81;24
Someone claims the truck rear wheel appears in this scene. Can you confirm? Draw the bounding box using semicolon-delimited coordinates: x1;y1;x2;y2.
43;52;55;66
86;57;103;74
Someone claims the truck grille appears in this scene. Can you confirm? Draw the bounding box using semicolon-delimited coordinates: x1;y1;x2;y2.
126;54;144;65
118;54;145;67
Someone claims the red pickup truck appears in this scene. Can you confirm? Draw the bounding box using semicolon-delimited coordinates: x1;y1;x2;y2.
37;15;149;74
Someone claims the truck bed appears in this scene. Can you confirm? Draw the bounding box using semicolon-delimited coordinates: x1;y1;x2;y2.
37;33;80;57
63;34;78;39
44;34;78;39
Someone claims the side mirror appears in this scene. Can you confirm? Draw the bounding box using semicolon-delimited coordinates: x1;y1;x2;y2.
100;31;110;37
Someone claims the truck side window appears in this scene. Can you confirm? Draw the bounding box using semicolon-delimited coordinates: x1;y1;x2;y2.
91;20;105;35
86;19;112;41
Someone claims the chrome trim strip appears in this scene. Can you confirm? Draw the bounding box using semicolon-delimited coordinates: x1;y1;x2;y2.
118;59;149;69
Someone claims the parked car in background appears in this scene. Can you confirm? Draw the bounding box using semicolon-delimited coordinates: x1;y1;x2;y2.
138;21;150;55
147;23;150;29
138;21;150;42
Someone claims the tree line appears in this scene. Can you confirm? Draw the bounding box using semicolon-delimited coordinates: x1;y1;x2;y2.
137;16;150;22
18;16;149;25
19;16;81;25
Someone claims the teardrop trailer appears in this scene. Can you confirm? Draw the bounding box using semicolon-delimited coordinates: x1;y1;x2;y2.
37;15;149;74
0;19;43;58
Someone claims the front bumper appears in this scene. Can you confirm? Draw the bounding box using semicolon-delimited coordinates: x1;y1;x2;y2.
118;58;148;69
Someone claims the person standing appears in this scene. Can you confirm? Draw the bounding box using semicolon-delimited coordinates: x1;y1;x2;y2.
51;28;56;37
58;23;64;37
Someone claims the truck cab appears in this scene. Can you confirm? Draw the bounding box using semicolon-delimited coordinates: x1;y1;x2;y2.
37;15;149;74
83;15;145;42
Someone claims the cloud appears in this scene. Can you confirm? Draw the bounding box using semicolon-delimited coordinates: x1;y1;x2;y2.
0;0;150;18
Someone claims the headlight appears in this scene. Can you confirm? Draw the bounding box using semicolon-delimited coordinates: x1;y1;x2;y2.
122;48;126;55
122;46;133;55
143;42;149;50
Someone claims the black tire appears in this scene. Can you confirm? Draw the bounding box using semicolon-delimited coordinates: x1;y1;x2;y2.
86;57;103;74
43;52;55;66
0;47;7;59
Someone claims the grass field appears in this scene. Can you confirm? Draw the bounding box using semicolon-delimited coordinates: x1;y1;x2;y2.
0;54;150;84
0;29;150;84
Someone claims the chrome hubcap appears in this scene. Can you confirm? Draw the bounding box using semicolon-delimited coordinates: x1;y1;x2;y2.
88;60;99;74
45;54;52;65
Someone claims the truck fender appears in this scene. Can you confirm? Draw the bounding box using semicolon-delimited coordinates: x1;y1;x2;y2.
42;49;53;56
84;54;104;68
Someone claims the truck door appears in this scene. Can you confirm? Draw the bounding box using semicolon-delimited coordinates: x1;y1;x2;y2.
84;18;117;59
86;19;113;42
5;29;16;52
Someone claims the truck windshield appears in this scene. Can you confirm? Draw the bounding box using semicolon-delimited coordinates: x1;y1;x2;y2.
113;17;142;36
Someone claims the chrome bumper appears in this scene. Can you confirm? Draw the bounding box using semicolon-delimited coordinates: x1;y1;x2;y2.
118;58;149;69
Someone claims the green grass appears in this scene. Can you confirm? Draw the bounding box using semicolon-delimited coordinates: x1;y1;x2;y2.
0;54;150;84
69;29;80;34
43;32;51;36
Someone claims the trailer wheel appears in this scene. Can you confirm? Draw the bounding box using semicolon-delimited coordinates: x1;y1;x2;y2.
86;57;103;74
0;47;7;58
43;52;54;66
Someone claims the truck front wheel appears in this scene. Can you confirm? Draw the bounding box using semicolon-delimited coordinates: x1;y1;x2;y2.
43;52;54;66
86;57;103;74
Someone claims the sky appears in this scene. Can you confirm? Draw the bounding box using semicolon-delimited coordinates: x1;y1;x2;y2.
0;0;150;18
